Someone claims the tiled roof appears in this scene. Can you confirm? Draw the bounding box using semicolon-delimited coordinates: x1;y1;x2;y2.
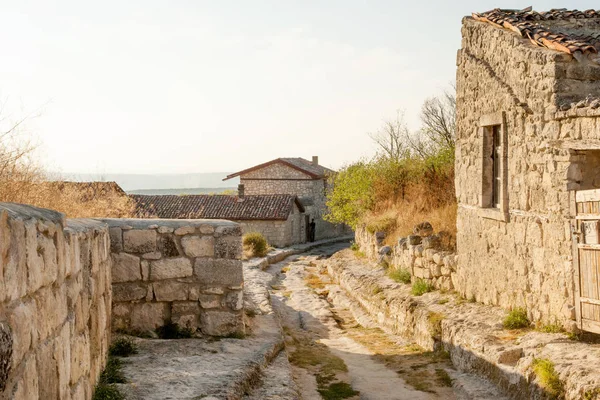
224;158;334;181
472;8;600;59
131;194;304;220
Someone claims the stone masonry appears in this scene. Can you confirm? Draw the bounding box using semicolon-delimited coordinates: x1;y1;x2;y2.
456;11;600;329
0;203;111;400
104;218;245;337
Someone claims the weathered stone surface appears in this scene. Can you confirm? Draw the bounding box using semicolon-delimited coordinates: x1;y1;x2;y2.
199;224;215;235
378;246;392;256
150;258;193;280
0;322;12;392
113;282;148;302
174;226;195;236
153;281;188;302
181;236;215;258
142;251;162;260
109;227;123;252
112;253;141;282
497;347;523;366
130;303;170;331
408;235;421;245
196;294;221;309
158;235;180;257
37;338;58;398
215;237;242;260
123;229;157;253
172;302;201;330
225;290;243;311
413;221;433;237
12;355;38;400
157;226;174;234
200;310;244;336
194;258;243;287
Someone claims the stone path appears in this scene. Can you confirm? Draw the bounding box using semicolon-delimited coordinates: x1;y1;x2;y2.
263;243;501;400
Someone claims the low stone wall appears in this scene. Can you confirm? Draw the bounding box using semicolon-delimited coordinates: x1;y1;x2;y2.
104;218;244;337
355;225;458;291
0;204;111;400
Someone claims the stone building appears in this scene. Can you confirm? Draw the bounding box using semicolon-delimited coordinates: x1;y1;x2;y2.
456;7;600;331
224;157;349;240
132;188;305;247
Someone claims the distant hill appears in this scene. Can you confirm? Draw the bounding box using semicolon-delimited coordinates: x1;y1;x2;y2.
59;172;240;191
128;187;237;195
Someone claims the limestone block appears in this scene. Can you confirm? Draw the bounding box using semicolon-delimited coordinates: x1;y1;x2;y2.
194;258;243;287
441;266;452;276
408;235;421;245
157;226;174;234
431;264;442;278
153;281;189;302
0;322;12;392
141;260;150;280
175;226;195;236
196;294;221;309
172;302;201;330
70;333;91;385
25;220;44;293
432;252;444;265
111;303;132;332
202;287;225;295
199;224;215;235
215;236;242;260
414;245;424;257
200;310;244;337
497;347;523;366
35;286;67;342
150;258;193;280
9;300;39;368
112;253;141;282
142;251;162;260
158;235;180;257
54;324;70;400
11;355;38;400
181;236;215;258
36;337;58;398
130;303;169;331
225;290;244;311
108;227;123;252
112;282;148;302
123;229;157;253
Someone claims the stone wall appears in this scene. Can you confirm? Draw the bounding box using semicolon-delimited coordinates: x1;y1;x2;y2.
239;210;304;248
0;203;111;400
105;218;244;337
355;225;458;292
454;17;600;327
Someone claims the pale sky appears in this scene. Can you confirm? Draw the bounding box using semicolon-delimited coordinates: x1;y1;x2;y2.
1;1;597;174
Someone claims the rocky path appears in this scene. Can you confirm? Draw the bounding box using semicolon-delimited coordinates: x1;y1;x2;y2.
264;243;471;400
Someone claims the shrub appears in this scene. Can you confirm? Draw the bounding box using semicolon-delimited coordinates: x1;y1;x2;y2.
243;232;269;258
388;268;411;284
99;357;126;384
411;279;433;296
503;308;530;330
532;358;564;398
93;384;125;400
109;338;138;357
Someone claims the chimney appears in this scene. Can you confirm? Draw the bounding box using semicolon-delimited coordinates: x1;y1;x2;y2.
238;183;245;198
312;156;319;166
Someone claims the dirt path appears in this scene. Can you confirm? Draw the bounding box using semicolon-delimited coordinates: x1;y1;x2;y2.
266;243;459;400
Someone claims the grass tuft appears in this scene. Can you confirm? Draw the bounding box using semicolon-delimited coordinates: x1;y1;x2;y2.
503;308;530;330
242;232;269;258
388;268;411;284
411;279;433;296
99;357;126;385
92;384;125;400
435;368;453;387
532;358;564;399
317;382;360;400
109;338;137;357
538;324;564;334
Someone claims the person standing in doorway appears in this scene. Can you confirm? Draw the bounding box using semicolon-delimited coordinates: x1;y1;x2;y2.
309;219;316;242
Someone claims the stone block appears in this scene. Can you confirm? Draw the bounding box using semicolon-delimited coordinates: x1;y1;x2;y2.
113;282;148;302
36;338;58;399
112;253;141;282
174;226;195;235
55;324;70;400
150;258;193;280
172;301;201;331
153;281;189;302
497;347;523;366
123;229;157;253
158;235;180;257
141;260;150;280
215;236;242;260
70;333;91;385
431;264;442;278
108;227;123;252
35;286;67;342
194;258;243;287
9;301;37;368
215;225;242;237
200;310;244;337
199;224;215;235
130;303;170;332
408;235;421;245
142;251;162;260
157;226;174;234
225;290;244;311
196;294;221;308
12;355;38;400
181;236;215;258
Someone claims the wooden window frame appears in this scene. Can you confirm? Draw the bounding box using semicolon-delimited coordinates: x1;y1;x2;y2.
478;112;509;222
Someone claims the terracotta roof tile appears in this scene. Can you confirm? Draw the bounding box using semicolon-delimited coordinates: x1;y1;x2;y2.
224;157;334;181
472;8;600;58
131;194;304;220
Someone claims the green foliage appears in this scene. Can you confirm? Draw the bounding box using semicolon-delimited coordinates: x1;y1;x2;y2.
93;384;125;400
349;241;359;251
538;324;564;334
411;279;433;296
317;381;360;400
532;358;564;399
435;368;453;387
156;322;194;339
242;232;269;258
99;357;126;384
388;268;411;284
503;308;530;330
109;338;138;357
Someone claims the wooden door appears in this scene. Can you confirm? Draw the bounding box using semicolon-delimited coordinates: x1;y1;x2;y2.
574;188;600;333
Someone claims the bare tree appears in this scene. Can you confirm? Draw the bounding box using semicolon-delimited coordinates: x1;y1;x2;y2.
368;111;414;162
420;86;456;151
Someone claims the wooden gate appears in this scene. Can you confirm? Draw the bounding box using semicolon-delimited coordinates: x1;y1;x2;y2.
573;188;600;333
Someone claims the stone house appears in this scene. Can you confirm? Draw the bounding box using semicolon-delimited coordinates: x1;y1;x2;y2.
456;7;600;331
132;188;305;247
224;156;350;240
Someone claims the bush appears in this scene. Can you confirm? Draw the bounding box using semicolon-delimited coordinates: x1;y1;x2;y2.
411;279;433;296
93;384;125;400
99;357;126;384
243;232;269;258
503;308;530;330
109;338;138;357
532;358;564;398
388;268;411;284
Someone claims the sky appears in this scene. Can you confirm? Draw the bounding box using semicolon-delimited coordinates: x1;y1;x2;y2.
1;1;598;175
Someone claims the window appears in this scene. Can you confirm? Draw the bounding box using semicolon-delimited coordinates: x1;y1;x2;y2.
479;112;508;220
